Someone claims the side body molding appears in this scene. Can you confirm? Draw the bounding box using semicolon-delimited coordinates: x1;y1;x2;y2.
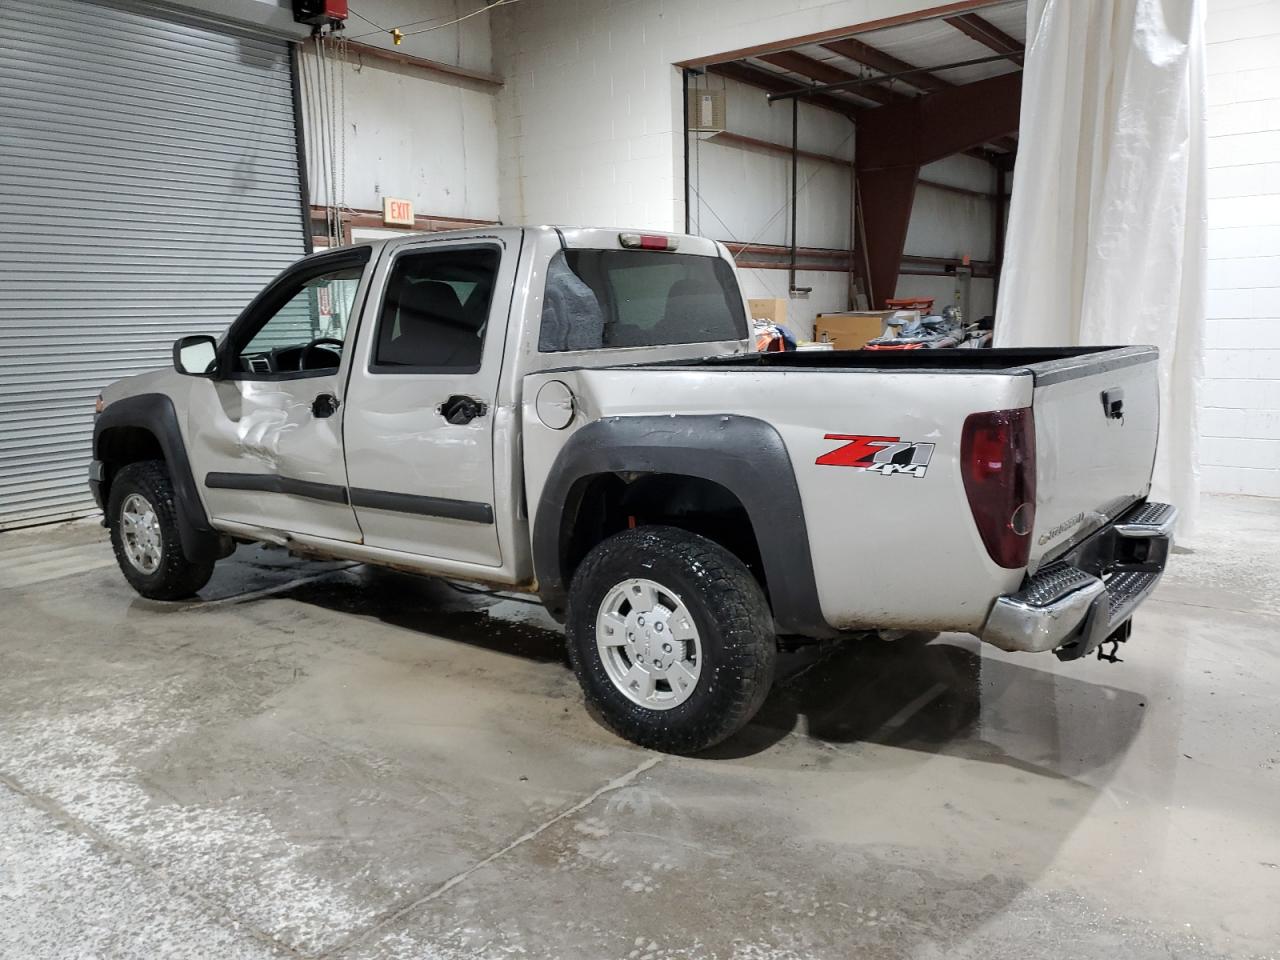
532;415;833;637
93;393;222;563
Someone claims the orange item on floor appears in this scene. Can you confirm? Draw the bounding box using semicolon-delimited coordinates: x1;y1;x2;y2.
862;340;924;350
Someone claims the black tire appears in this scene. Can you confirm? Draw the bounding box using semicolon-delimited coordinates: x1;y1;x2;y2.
107;460;215;600
566;526;777;754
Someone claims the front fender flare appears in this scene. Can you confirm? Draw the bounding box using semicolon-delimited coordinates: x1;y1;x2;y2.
532;415;832;637
93;393;221;564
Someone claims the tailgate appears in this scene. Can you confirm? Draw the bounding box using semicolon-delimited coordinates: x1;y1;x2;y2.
1027;347;1160;570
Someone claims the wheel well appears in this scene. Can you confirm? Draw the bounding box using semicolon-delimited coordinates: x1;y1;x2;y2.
97;425;164;496
561;472;767;594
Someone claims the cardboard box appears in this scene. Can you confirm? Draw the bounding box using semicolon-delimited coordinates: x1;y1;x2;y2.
815;311;892;350
747;298;787;325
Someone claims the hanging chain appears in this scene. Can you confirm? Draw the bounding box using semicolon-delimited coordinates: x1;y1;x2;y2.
338;33;348;229
314;35;332;246
326;35;340;245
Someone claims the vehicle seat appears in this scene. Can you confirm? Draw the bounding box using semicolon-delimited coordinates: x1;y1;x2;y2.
655;277;719;343
381;279;481;368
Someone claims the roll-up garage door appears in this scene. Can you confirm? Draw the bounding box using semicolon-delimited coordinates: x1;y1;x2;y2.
0;0;306;529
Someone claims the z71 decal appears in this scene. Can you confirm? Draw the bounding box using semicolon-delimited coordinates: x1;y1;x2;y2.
815;434;936;478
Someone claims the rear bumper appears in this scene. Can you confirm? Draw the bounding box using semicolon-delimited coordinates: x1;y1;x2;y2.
980;501;1175;656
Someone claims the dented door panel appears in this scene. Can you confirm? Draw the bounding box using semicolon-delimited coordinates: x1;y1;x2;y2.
187;374;361;541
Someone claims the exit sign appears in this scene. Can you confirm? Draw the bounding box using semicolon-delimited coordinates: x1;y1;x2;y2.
382;197;414;227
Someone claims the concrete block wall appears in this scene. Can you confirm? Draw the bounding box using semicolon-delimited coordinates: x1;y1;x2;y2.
898;154;1000;321
687;73;855;336
1203;0;1280;497
686;76;854;250
299;0;500;220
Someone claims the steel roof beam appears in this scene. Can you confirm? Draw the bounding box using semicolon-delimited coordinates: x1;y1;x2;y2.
756;50;904;106
942;13;1025;64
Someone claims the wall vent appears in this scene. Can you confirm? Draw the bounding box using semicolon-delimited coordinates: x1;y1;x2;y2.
687;88;726;132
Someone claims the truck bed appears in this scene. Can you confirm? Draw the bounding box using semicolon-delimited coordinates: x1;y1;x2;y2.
662;345;1149;375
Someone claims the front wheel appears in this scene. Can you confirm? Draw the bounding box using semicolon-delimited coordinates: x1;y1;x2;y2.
107;460;215;600
565;526;777;754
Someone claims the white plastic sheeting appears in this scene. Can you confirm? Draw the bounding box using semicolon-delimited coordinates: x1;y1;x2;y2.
995;0;1207;536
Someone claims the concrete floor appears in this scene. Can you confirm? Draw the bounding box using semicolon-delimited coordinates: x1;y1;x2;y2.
0;495;1277;960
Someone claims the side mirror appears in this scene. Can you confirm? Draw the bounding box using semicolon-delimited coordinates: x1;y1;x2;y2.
173;335;219;377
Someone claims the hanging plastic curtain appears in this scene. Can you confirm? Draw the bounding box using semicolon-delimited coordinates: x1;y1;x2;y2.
995;0;1207;536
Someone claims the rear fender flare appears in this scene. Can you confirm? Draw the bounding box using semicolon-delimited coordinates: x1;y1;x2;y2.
532;415;832;637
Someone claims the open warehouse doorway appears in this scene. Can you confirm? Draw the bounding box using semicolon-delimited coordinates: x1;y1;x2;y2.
680;1;1025;343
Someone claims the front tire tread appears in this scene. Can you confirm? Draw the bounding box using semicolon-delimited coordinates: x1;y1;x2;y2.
107;459;214;600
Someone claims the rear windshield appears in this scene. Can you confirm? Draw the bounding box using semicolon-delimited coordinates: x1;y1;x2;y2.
538;249;747;352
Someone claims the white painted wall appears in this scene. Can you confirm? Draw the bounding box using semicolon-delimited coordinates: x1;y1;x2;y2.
337;0;495;72
492;0;977;231
896;154;999;320
686;74;854;336
491;0;1000;334
687;76;853;250
298;0;500;221
736;271;851;338
1202;0;1280;497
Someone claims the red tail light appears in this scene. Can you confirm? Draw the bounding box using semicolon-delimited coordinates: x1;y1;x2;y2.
619;232;679;251
961;407;1036;568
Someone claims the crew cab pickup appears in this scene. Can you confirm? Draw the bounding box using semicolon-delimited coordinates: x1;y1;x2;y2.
91;227;1176;752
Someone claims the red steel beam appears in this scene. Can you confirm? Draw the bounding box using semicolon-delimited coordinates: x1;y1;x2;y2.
676;1;1012;69
786;39;1017;153
943;13;1025;64
821;37;951;93
857;70;1022;171
336;39;504;87
707;130;852;168
705;62;861;118
854;70;1021;306
755;51;904;107
856;167;919;308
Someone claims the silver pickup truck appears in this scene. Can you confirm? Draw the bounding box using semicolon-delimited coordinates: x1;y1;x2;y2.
91;226;1176;752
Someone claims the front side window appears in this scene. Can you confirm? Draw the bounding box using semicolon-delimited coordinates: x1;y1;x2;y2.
539;249;746;353
236;258;367;375
372;246;500;372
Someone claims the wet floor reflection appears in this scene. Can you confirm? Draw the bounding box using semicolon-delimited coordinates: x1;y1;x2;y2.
200;546;1148;777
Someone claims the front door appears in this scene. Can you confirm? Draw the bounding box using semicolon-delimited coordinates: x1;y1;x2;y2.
342;236;515;566
186;249;371;542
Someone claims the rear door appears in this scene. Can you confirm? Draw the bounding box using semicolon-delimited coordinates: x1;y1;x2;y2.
1027;347;1160;568
341;235;518;566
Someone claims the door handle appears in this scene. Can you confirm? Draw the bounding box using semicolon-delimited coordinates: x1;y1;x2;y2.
438;395;488;425
312;393;341;418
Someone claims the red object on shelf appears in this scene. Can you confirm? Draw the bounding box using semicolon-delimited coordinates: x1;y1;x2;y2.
884;297;935;311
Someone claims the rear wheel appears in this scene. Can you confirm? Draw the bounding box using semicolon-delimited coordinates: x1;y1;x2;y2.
107;460;214;600
566;526;776;753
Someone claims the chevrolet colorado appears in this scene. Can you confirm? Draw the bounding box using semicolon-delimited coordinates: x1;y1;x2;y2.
91;226;1175;752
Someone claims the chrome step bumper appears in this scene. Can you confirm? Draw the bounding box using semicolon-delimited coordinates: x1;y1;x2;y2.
980;501;1175;656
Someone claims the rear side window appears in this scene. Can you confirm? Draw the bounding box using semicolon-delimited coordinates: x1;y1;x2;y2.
539;249;746;352
372;246;500;372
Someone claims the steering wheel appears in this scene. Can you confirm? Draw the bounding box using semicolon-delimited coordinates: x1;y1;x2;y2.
297;337;344;371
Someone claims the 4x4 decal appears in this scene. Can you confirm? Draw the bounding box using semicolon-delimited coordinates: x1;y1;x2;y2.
816;434;936;478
